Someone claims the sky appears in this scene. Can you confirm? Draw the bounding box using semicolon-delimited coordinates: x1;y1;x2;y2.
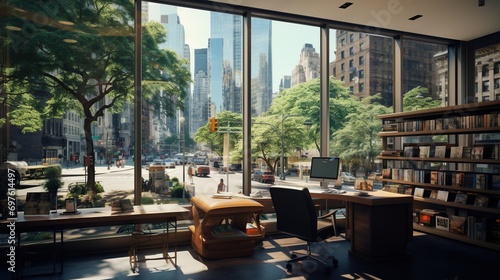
152;4;336;93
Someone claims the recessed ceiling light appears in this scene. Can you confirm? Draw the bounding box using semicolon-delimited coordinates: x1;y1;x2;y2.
63;39;78;44
6;25;21;31
409;15;423;21
59;20;74;26
339;2;353;9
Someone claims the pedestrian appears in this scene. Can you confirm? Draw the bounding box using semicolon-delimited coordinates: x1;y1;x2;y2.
217;178;226;193
188;164;193;184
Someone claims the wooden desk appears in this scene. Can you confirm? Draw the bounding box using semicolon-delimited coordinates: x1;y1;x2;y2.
1;204;189;278
309;189;413;261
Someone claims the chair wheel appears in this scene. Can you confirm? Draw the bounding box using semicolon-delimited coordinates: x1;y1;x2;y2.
291;254;297;258
332;258;339;267
286;263;292;271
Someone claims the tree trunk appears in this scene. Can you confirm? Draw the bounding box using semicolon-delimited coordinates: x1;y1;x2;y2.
84;118;96;194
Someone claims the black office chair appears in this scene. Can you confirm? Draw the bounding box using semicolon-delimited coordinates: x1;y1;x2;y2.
270;186;339;273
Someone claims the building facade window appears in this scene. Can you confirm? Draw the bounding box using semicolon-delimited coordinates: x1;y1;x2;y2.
483;80;490;92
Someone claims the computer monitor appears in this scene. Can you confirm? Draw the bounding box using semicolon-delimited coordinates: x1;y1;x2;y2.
309;157;341;187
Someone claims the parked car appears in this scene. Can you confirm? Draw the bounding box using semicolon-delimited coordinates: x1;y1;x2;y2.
341;172;356;184
165;159;176;168
194;165;210;177
252;170;275;184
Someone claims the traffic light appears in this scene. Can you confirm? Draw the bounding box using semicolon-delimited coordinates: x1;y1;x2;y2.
213;118;218;132
209;117;219;132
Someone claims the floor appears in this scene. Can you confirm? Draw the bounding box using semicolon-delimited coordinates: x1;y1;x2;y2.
7;231;500;280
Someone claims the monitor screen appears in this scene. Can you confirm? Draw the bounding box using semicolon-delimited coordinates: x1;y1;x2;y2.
309;157;341;183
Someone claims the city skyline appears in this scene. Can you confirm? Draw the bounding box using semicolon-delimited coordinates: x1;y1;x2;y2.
149;4;336;93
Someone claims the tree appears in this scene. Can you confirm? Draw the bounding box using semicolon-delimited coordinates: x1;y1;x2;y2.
194;111;242;158
403;86;441;111
4;0;191;192
266;77;359;155
331;94;392;174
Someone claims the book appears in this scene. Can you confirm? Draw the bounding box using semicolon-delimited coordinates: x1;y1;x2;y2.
474;195;489;207
414;187;425;198
119;199;134;213
211;224;246;238
24;192;51;215
450;146;463;159
434;145;447;158
382;168;392;179
403;146;414;157
435;118;443;130
454;193;468;204
419;146;430;158
429;190;438;199
435;216;450;231
436;190;449;202
491;175;500;190
430;171;438;185
475;174;487;190
462;147;472;159
404;186;413;195
449;215;466;235
471;146;484;159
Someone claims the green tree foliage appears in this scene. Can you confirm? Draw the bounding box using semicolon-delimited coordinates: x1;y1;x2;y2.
228;77;360;173
331;94;392;173
194;111;242;157
266;77;359;155
3;0;191;192
403;86;441;111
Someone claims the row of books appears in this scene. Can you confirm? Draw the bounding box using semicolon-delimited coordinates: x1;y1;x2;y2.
384;168;500;190
386;112;500;132
415;209;490;241
402;144;499;160
413;187;497;208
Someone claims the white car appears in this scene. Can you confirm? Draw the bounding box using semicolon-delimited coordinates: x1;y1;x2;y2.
165;160;176;168
341;172;356;184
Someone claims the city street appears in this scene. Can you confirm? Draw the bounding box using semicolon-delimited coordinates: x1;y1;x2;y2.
15;163;322;203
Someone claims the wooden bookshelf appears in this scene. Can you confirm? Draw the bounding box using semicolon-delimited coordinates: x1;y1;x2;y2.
377;100;500;251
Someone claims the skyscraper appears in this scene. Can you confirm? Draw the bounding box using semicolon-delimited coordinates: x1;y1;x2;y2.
250;18;273;116
191;48;210;136
210;13;272;116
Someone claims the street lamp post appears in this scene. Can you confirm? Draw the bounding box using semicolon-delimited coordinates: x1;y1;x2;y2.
179;116;186;203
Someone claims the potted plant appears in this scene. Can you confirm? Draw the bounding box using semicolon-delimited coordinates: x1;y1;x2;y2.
43;165;64;210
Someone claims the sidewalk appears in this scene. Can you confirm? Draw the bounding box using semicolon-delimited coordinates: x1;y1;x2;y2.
61;164;135;177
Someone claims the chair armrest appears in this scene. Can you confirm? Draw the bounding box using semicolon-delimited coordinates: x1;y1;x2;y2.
318;209;339;220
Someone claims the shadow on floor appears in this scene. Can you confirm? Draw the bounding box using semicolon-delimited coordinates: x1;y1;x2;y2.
6;231;500;280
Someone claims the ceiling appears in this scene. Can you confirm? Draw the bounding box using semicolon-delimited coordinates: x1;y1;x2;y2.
210;0;500;42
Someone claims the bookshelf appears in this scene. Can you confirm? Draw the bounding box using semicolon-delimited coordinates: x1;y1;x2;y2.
377;100;500;251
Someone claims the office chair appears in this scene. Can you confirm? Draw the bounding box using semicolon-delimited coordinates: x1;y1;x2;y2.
270;186;339;273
